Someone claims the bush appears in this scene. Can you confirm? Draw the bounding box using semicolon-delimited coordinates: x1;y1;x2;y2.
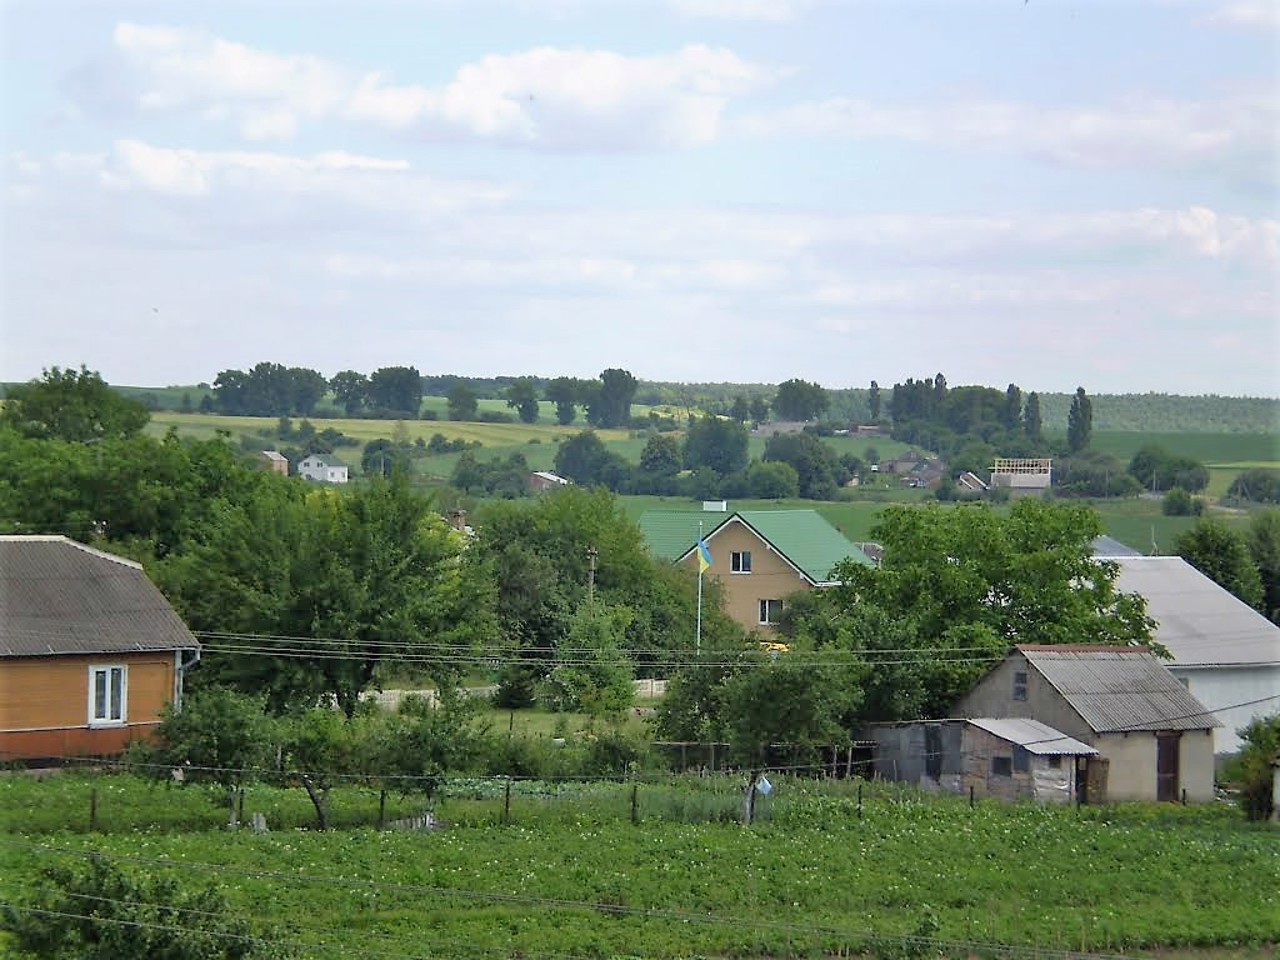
1162;487;1203;516
1233;713;1280;821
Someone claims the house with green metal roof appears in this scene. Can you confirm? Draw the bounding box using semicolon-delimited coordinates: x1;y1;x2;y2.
638;509;874;634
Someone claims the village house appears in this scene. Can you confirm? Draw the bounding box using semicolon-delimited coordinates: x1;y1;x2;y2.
954;646;1218;803
528;470;570;492
1103;554;1280;754
259;450;289;476
639;508;874;635
297;453;349;483
0;535;200;762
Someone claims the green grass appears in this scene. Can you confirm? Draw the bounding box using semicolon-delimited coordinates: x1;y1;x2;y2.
2;774;1276;958
1086;431;1279;465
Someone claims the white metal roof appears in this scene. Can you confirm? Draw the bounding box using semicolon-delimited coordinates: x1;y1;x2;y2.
1108;556;1280;667
967;718;1097;756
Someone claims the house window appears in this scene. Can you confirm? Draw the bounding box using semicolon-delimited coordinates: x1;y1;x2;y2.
758;599;783;625
1013;746;1030;774
731;551;752;573
1013;670;1028;701
1046;755;1062;770
991;756;1013;777
88;665;127;726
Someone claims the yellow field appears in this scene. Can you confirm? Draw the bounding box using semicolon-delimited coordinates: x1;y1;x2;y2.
148;411;632;447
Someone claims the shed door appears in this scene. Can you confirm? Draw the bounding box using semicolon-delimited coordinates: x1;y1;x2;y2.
924;726;942;781
1156;732;1181;802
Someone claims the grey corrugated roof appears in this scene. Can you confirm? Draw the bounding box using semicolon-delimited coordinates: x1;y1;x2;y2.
1108;556;1280;667
967;717;1097;756
1091;535;1143;557
0;536;199;657
1020;646;1218;733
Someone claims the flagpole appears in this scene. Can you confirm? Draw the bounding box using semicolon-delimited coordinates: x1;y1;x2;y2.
695;520;703;655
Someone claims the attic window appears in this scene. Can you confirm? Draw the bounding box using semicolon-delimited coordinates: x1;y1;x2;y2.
731;551;752;574
1013;671;1028;701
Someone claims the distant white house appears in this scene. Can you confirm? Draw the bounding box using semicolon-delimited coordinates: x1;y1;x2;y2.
1106;555;1280;753
297;454;349;484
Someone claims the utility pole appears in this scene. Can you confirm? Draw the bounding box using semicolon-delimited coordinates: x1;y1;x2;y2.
586;546;598;606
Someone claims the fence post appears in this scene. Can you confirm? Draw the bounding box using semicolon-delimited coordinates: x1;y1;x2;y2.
857;781;863;820
503;777;512;825
89;787;98;832
630;783;639;825
378;788;387;830
969;785;975;808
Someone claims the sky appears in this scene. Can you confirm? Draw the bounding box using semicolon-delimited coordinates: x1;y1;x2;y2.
1;0;1277;396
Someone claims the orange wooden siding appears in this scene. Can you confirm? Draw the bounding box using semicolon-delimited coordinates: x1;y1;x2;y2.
1;653;175;729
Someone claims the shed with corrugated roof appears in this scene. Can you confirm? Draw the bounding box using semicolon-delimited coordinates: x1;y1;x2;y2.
954;645;1218;803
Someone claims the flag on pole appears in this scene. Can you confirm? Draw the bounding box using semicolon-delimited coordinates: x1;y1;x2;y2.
697;538;712;574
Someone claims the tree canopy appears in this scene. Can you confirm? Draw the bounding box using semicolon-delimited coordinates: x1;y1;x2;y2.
772;378;829;422
1;366;149;442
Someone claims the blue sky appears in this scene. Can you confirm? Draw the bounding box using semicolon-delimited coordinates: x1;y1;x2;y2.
2;0;1277;395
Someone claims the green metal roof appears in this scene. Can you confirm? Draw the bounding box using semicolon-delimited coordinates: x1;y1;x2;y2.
638;509;872;584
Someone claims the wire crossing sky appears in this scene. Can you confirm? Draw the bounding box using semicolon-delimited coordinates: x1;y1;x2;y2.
2;0;1276;395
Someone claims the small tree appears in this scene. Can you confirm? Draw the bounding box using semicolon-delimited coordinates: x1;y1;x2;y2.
1233;713;1280;821
541;602;635;717
132;689;275;827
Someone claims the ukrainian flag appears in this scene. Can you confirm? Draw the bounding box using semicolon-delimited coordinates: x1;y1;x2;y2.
697;538;712;574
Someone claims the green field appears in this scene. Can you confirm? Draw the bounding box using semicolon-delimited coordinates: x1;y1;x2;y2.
1085;431;1279;465
2;772;1276;958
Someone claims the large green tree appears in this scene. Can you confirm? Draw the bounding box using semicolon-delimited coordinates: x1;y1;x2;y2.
1175;517;1265;611
544;376;580;425
785;500;1155;718
762;431;845;500
504;378;540;424
683;415;749;477
772;378;829;422
158;475;498;715
1067;386;1093;452
1;366;149;442
586;368;638;428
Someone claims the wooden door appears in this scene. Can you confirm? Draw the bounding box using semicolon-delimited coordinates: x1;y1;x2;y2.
1156;733;1181;802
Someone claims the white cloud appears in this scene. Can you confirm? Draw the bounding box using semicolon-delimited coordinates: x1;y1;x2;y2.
737;92;1279;181
112;22;777;148
1201;2;1280;28
669;0;811;22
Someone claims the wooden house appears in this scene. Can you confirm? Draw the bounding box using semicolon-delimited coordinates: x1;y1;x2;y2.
0;536;200;762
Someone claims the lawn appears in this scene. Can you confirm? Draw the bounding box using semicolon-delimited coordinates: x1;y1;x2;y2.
2;773;1276;958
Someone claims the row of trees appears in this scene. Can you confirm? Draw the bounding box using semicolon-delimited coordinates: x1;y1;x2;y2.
543;419;864;501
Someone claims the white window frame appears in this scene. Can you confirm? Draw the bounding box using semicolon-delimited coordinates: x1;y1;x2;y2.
731;551;753;574
758;598;783;625
88;664;127;727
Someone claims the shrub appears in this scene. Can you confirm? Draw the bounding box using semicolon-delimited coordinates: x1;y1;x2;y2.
1233;713;1280;821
